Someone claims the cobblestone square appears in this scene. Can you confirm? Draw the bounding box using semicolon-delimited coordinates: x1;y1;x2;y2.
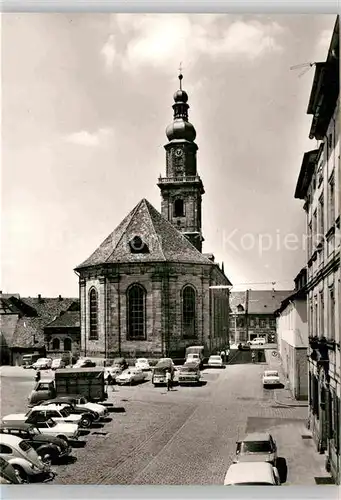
0;362;331;485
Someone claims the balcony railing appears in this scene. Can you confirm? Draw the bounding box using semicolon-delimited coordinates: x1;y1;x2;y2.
158;175;201;184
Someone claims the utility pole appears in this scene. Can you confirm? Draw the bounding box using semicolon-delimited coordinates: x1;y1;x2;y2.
245;289;250;342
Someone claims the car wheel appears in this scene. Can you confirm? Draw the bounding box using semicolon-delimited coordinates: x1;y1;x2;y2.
12;465;28;483
80;415;92;428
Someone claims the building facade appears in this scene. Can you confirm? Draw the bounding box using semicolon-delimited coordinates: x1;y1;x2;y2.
229;289;293;344
0;293;78;366
75;75;231;360
294;16;340;483
275;269;308;400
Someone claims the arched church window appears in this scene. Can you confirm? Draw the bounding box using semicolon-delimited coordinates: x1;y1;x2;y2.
64;338;72;352
52;338;60;350
174;199;185;217
127;284;146;340
182;285;197;338
89;288;98;340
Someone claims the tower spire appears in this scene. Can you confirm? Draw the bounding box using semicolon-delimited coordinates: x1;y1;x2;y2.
178;62;183;90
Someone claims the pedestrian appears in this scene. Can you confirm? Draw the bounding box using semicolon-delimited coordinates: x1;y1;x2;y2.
35;370;41;382
251;351;256;363
166;369;172;391
107;372;113;386
220;349;226;364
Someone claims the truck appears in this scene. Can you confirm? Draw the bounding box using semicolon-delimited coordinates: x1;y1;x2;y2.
185;346;205;369
28;368;108;407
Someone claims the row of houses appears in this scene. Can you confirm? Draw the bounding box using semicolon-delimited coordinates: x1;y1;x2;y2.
0;292;81;366
275;16;340;484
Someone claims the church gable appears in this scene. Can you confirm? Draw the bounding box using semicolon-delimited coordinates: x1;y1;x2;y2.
76;198;213;269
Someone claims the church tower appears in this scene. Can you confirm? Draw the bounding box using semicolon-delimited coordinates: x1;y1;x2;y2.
157;72;205;252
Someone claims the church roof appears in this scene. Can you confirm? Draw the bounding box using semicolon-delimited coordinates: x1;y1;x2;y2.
76;198;214;269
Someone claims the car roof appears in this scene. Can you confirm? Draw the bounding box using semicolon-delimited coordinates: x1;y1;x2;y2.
32;404;67;410
264;370;278;374
239;432;272;442
0;434;23;446
0;423;36;431
224;462;274;484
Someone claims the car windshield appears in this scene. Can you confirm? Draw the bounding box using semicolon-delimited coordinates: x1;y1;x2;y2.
78;397;87;404
181;367;197;373
59;408;70;417
210;356;221;360
265;371;278;377
137;359;147;363
240;441;272;453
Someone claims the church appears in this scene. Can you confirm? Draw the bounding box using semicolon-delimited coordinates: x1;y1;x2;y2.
74;73;232;360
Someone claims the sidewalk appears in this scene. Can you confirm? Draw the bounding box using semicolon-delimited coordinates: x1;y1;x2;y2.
264;349;308;408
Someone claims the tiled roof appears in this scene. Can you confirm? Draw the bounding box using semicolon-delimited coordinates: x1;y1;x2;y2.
75;198;214;269
230;290;294;315
45;311;80;329
11;297;79;348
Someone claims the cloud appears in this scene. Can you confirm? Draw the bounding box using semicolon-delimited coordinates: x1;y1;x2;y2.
101;34;116;71
65;127;113;147
101;14;284;74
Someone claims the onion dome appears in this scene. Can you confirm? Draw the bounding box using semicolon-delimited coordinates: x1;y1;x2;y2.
165;73;196;142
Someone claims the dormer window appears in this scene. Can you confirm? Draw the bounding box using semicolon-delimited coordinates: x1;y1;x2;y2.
237;304;244;312
174;199;185;217
129;235;149;254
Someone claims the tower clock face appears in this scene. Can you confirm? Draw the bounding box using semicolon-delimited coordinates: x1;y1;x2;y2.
175;148;183;157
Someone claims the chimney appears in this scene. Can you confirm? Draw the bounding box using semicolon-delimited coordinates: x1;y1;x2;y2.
38;294;43;303
58;295;63;301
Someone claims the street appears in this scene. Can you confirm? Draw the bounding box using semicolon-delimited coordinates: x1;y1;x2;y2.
0;360;330;485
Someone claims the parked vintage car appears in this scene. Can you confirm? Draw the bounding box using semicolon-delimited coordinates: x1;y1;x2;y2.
152;358;175;386
238;343;251;351
116;368;146;385
262;370;281;388
32;400;96;427
2;413;80;444
224;462;281;486
30;418;79;444
184;353;201;367
3;404;84;427
249;337;266;345
0;456;22;484
0;434;54;483
135;358;151;371
234;432;278;466
51;358;66;370
32;358;52;370
207;355;224;368
0;423;72;464
45;394;108;418
72;358;96;369
178;364;201;385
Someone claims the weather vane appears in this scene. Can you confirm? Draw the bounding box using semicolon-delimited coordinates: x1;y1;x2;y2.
178;62;183;90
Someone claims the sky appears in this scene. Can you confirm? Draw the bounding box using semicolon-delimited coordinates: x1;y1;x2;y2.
1;13;337;297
